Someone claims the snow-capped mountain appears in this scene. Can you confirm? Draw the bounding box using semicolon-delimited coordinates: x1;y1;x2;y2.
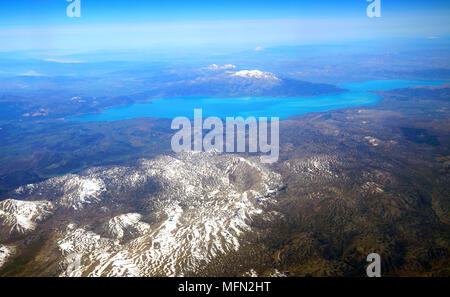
1;152;282;276
231;70;280;80
105;213;150;240
15;175;106;210
0;199;53;237
143;65;345;97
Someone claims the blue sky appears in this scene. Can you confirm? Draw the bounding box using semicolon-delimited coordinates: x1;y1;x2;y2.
0;0;449;51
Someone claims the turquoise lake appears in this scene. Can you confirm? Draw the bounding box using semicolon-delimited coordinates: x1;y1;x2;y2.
68;80;448;122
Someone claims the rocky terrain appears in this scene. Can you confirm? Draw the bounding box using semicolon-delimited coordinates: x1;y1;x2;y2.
0;152;282;276
0;84;449;276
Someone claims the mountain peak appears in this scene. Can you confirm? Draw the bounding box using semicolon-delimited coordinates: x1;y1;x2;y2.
231;70;280;80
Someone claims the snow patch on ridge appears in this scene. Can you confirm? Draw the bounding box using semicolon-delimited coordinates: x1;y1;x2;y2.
0;245;15;268
106;213;150;240
0;199;53;234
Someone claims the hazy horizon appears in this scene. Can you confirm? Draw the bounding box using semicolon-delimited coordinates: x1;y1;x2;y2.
1;0;450;53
